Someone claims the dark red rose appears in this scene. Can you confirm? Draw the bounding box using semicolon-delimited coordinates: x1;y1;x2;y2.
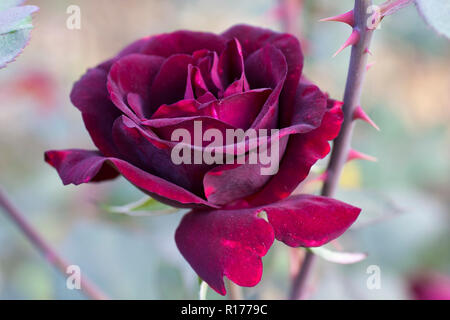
45;25;361;295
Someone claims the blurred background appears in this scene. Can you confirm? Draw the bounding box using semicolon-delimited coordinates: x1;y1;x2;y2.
0;0;448;299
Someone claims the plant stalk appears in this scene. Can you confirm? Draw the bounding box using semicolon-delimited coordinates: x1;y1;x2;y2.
0;186;109;300
290;0;374;300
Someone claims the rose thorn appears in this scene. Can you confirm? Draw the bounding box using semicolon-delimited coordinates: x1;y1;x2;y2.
353;106;380;131
366;61;376;71
319;10;355;27
332;28;361;58
347;149;378;163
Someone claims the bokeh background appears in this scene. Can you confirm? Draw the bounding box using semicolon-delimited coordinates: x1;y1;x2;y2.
0;0;449;299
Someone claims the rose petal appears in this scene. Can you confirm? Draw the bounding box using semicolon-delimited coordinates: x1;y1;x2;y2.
151;99;201;119
112;116;212;197
152;89;270;130
70;67;121;157
203;136;289;206
201;89;271;129
264;194;361;247
222;24;303;126
184;65;209;100
175;208;274;295
141;30;226;57
143;116;236;144
243;99;343;206
44;149;217;208
149;54;194;112
107;53;164;119
217;39;249;97
244;45;288;130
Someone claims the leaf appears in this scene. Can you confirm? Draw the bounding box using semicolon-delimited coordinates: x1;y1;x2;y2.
309;247;367;264
0;0;26;11
0;6;38;34
102;196;180;217
0;3;38;68
380;0;415;17
0;28;31;69
415;0;450;39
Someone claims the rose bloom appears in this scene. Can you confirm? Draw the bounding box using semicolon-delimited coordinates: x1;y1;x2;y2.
45;25;361;295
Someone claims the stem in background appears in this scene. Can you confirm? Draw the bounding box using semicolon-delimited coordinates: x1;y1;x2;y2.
290;0;374;300
0;187;109;300
226;278;243;300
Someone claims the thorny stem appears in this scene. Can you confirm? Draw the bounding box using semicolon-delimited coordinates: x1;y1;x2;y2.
0;187;109;300
290;0;375;300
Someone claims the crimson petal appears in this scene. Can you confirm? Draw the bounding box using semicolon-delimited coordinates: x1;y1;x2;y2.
264;194;361;247
243;97;343;206
217;39;249;97
140;30;227;58
222;24;303;127
175;194;360;294
107;54;164;119
175;208;274;295
244;45;287;130
149;54;194;112
112;116;212;197
44;149;217;208
70;67;121;157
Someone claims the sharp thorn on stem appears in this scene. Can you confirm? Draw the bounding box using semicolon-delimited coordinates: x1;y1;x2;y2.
353;106;380;131
333;29;360;58
347;149;378;163
320;10;355;27
366;61;376;71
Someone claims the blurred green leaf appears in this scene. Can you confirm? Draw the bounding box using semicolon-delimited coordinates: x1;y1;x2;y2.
102;196;179;217
0;6;37;34
416;0;450;39
0;1;25;11
0;3;38;69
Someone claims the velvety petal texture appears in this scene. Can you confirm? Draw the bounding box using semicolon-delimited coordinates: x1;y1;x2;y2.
46;24;363;295
175;208;274;295
44;149;217;208
176;194;361;294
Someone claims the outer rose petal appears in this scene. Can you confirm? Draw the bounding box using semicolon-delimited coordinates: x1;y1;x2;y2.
175;194;359;294
242;89;342;207
70;67;121;157
203;136;289;206
71;37;147;156
264;194;361;247
140;30;227;58
44;149;218;208
112;116;213;197
175;208;274;295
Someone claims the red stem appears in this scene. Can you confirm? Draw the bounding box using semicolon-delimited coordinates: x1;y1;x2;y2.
290;0;375;300
0;187;109;300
